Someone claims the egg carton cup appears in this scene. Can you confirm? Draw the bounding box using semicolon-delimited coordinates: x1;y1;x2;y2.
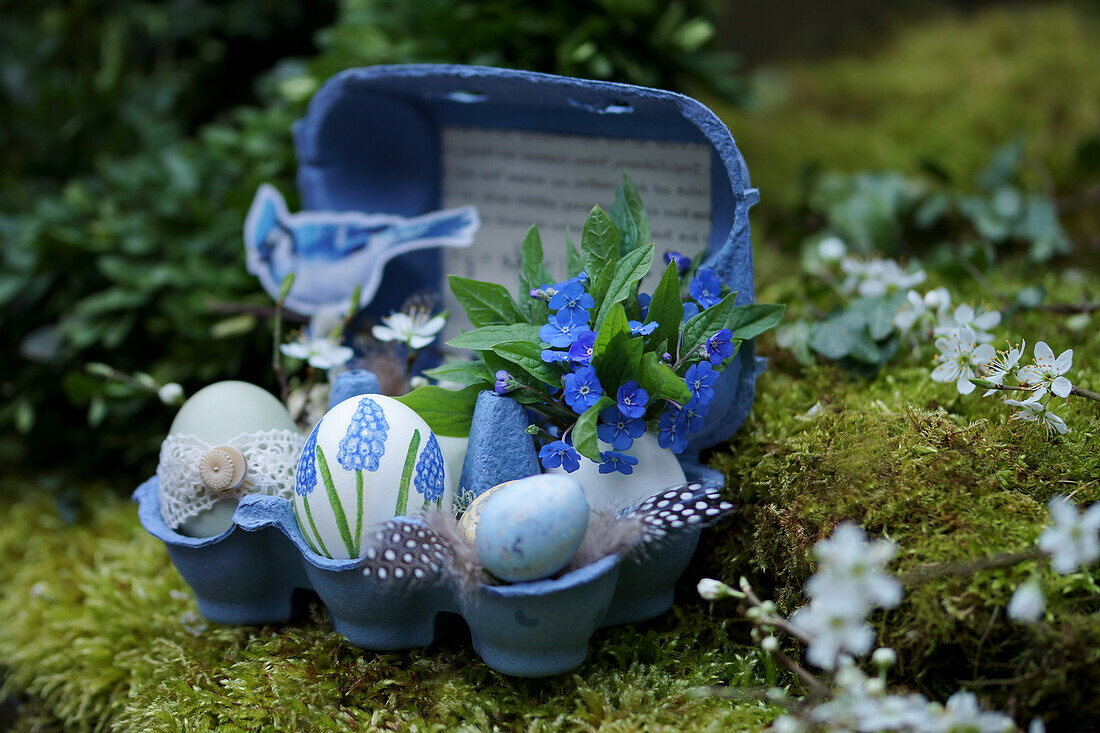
136;65;766;676
134;369;751;677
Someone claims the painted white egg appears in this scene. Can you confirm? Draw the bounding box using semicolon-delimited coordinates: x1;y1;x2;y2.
169;380;296;441
161;381;297;537
475;474;589;583
547;431;685;513
293;394;453;559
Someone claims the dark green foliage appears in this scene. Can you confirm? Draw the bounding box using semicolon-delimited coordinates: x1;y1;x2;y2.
0;0;745;484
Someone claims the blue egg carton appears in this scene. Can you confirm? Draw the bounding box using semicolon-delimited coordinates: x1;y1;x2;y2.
135;64;763;677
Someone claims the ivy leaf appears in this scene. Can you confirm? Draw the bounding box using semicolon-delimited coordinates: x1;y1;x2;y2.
492;340;563;385
594;243;654;328
447;323;541;350
422;360;494;387
448;275;525;328
394;384;483;437
639;352;691;404
725;303;787;341
644;261;684;354
610;172;649;254
581;205;621;311
572;396;613;463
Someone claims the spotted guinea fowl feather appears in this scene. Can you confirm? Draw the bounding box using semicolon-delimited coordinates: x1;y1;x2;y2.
360;517;453;584
621;482;737;544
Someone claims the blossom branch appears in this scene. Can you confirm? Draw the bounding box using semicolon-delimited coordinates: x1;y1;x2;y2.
971;379;1100;403
899;548;1043;587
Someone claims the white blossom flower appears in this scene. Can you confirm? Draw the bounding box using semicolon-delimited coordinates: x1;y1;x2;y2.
1007;580;1046;623
306;309;345;340
841;258;927;298
791;592;875;670
818;236;847;262
934;303;1001;344
805;523;902;610
932;691;1016;733
157;382;184;406
894;287;952;334
696;578;733;601
1016;341;1073;399
1037;496;1100;574
769;715;805;733
281;336;354;371
371;309;446;349
982;340;1025;396
872;647;898;669
1004;396;1069;436
932;326;995;395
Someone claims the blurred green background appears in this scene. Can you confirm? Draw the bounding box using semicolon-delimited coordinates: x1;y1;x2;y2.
1;0;1097;490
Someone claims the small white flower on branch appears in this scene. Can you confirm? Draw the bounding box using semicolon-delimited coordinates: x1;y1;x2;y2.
982;340;1025;396
1016;341;1073;399
1007;580;1046;623
894;287;952;334
932;326;995;395
840;258;926;298
371;309;446;349
157;382;184;406
817;236;847;263
1037;496;1100;574
934;303;1001;344
1003;396;1069;436
280;337;354;371
936;691;1016;733
791;592;875;670
806;523;902;609
697;577;735;601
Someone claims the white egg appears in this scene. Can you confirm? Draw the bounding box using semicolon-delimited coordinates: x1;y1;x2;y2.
162;381;298;537
293;394;453;559
547;431;685;513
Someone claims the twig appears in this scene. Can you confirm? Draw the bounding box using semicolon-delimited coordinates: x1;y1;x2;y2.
899;548;1043;587
1032;302;1100;315
272;275;295;405
740;583;830;698
977;381;1100;404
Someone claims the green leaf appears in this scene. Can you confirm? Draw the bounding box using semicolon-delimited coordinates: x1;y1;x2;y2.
394;384;483;437
423;360;493;387
609;171;650;253
566;230;583;277
681;291;739;359
639;352;692;404
581;206;621;308
448;275;525;328
492;340;563;385
573;396;613;463
644;261;684;354
808;319;856;360
447;323;541;350
594;244;654;328
725;303;787;342
591;303;642;390
519;225;552;296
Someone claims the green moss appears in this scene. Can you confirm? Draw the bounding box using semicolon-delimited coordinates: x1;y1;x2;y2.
706;263;1100;727
717;4;1100;213
0;481;778;731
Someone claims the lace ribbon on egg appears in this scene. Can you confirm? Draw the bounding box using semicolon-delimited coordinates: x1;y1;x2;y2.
157;429;304;530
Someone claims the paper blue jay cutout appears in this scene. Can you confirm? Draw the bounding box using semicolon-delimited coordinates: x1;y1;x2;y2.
244;184;479;315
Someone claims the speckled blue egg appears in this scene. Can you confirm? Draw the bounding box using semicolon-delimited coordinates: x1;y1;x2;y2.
475;474;589;583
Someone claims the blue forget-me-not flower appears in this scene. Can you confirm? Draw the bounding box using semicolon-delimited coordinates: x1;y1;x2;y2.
599;450;639;475
539;440;581;472
597;406;645;451
616;380;649;419
540;310;589;348
563;365;604;413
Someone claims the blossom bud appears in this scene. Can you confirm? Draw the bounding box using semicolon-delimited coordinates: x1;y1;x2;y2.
409;376;429;389
864;678;885;695
157;382;184;406
760;635;779;653
872;647;897;670
696;578;732;601
493;370;513;396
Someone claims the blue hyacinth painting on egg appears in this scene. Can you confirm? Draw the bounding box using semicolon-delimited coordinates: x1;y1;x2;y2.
413;433;446;507
293;424;330;558
324;396;391;557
